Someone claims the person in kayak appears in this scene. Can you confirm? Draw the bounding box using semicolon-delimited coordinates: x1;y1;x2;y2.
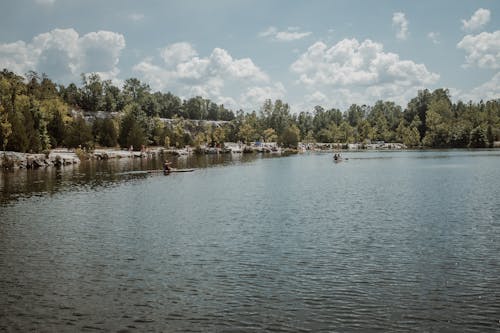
163;160;172;172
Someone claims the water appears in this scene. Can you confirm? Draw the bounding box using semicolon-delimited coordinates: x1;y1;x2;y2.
1;150;500;332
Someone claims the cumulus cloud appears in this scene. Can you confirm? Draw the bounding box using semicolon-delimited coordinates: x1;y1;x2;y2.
134;42;279;110
428;32;440;44
0;41;35;75
160;42;198;66
259;26;312;41
0;28;125;83
456;72;500;102
392;12;409;40
457;31;500;69
462;8;490;32
290;39;439;109
240;83;286;110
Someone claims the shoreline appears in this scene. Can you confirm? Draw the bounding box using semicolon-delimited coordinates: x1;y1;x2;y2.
2;144;495;170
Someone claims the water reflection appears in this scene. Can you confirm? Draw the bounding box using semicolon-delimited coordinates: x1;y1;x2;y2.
0;153;264;204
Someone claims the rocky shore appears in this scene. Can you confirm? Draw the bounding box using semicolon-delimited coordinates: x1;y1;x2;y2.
0;147;185;170
1;141;411;170
0;150;81;169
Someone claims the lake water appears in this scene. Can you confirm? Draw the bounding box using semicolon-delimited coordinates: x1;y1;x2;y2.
1;150;500;332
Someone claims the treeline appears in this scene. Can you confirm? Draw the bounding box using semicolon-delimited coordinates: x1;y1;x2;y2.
1;68;499;153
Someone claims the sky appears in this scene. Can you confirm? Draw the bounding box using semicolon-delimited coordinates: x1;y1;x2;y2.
0;0;499;113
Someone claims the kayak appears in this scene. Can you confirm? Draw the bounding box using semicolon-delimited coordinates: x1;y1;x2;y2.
166;168;195;173
147;168;196;174
117;168;196;176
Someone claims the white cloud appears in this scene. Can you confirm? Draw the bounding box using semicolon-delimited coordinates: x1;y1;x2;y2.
290;39;439;109
160;42;199;67
392;12;409;40
79;31;126;73
456;72;500;102
259;26;312;42
0;41;35;75
259;26;277;38
240;83;286;110
457;31;500;69
134;43;276;110
462;8;490;32
0;28;125;83
428;32;440;44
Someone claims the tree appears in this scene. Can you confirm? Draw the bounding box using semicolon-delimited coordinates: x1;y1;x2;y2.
193;132;206;148
118;103;147;148
337;121;355;143
406;89;432;140
449;121;470;147
207;102;219;120
93;118;118;147
396;120;420;147
263;128;278;142
212;126;226;146
280;124;300;148
64;116;93;149
238;123;257;144
80;73;103;112
126;122;146;150
346;104;365;127
171;118;187;148
41;98;68;147
184;96;207;120
422;99;451;147
297;111;314;139
149;117;165;146
123;78;150;106
469;126;487;148
102;80;123;112
59;83;80;107
357;119;374;143
0;104;12;151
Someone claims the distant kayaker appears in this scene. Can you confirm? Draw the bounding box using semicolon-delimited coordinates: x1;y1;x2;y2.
163;160;172;172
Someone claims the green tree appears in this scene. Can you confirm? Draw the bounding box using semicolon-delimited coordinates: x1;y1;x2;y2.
80;73;103;112
469;126;487;148
171;118;187;148
280;124;300;148
396;121;420;147
238;123;257;144
59;83;81;107
118;103;147;148
406;89;431;140
0;104;12;151
422;99;451;147
212;126;226;146
297;111;314;139
126;122;146;150
123;78;150;106
102;80;123;112
149;117;165;146
41;98;68;147
94;118;118;147
263;128;278;142
346;104;365;127
65;116;93;149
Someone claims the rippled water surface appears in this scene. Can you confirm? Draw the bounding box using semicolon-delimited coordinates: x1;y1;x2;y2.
1;150;500;332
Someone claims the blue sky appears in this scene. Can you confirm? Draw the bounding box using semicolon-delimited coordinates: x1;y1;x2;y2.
1;0;499;112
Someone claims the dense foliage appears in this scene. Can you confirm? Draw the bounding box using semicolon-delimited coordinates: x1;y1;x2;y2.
1;69;499;152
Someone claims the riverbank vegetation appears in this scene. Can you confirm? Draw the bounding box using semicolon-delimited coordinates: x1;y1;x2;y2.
1;69;499;153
